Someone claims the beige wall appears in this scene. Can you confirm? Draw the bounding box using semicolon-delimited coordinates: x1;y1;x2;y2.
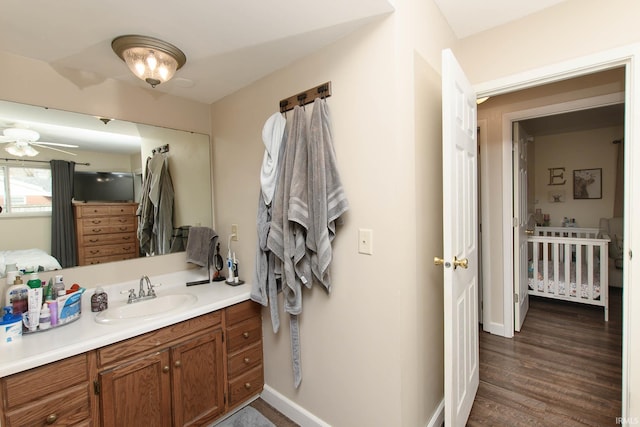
210;0;456;424
531;126;622;227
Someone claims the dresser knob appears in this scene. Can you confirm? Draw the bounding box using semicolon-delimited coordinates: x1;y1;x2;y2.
244;357;250;364
175;360;182;368
46;414;58;424
244;382;252;390
163;365;170;373
242;332;250;339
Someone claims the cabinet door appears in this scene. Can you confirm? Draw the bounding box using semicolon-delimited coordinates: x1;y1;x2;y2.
99;350;172;427
171;330;225;427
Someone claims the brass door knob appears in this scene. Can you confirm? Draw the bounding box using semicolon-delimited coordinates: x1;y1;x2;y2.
434;257;445;266
453;257;469;269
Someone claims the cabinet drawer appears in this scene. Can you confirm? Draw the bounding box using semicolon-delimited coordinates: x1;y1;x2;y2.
82;253;138;265
1;354;89;409
83;232;136;246
108;205;137;216
84;242;137;257
76;205;111;217
97;311;222;368
226;316;262;354
5;383;91;427
226;300;261;326
227;365;264;407
227;341;262;377
82;224;136;236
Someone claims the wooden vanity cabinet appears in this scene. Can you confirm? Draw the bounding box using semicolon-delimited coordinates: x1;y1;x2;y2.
96;311;224;427
0;300;263;427
225;300;264;409
0;353;98;427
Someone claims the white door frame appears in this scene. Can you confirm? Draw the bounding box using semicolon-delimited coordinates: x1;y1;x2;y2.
475;44;638;418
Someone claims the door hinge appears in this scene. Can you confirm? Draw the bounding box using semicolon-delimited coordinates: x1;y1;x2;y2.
514;293;519;303
93;380;101;395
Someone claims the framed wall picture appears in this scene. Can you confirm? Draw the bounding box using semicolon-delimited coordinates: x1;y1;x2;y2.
573;168;602;199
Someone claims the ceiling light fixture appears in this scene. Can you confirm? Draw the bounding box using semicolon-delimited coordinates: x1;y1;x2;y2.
5;141;39;157
112;35;187;88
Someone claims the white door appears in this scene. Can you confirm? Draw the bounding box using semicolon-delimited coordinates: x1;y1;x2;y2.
513;123;531;332
441;48;479;427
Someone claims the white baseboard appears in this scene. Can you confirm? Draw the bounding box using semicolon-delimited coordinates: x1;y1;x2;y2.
426;399;444;427
260;384;331;427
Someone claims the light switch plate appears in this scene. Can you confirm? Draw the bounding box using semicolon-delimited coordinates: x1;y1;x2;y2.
358;228;373;255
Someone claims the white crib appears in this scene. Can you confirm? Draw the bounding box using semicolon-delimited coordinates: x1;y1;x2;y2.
528;226;609;321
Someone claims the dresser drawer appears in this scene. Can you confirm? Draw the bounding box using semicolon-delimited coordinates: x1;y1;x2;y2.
82;223;136;236
83;232;137;246
227;366;264;407
4;383;91;427
108;204;137;216
227;341;262;377
1;354;89;409
226;316;262;354
76;204;111;217
84;242;137;258
84;253;138;265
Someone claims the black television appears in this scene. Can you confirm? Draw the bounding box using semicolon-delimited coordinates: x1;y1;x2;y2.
73;171;135;202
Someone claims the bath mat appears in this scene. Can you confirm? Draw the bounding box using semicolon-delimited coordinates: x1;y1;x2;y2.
213;406;275;427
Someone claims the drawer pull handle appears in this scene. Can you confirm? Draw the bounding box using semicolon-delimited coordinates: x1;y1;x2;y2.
244;357;251;364
92;228;102;233
244;382;252;390
175;360;182;368
92;220;102;224
163;365;170;373
243;332;250;339
46;414;58;424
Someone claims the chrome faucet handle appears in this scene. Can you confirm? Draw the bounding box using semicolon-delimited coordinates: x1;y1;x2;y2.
147;282;161;297
121;288;137;304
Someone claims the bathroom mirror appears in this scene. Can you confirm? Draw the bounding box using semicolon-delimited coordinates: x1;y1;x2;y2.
0;99;212;268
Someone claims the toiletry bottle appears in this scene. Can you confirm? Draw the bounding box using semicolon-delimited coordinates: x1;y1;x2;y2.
91;287;108;312
6;277;29;315
39;303;51;330
52;275;65;298
48;300;58;327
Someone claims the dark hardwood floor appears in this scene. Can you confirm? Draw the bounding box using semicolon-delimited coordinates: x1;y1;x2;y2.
468;287;623;426
250;398;300;427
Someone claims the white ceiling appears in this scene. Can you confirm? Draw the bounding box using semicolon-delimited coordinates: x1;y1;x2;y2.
0;0;575;152
0;0;394;105
432;0;569;39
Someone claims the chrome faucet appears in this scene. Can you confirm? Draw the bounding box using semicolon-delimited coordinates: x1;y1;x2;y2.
121;276;160;304
139;275;150;298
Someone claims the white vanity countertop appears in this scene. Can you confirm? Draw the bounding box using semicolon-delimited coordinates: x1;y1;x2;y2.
0;270;253;378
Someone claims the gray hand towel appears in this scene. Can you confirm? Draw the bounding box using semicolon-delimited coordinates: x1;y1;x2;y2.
185;226;218;269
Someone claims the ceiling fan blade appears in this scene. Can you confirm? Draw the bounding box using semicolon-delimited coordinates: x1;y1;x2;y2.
34;141;80;148
31;143;77;156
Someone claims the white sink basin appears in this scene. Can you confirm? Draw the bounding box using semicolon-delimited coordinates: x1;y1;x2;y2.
95;293;198;324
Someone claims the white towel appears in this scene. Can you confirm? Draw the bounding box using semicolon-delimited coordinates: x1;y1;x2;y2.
260;112;286;205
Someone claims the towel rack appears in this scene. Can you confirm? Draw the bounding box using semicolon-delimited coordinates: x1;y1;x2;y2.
279;81;332;113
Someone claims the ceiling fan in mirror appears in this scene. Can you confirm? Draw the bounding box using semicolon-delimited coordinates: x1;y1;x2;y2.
0;127;79;157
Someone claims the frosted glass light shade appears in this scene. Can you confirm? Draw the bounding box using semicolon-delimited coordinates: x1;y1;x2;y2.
112;35;186;88
5;142;39;157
